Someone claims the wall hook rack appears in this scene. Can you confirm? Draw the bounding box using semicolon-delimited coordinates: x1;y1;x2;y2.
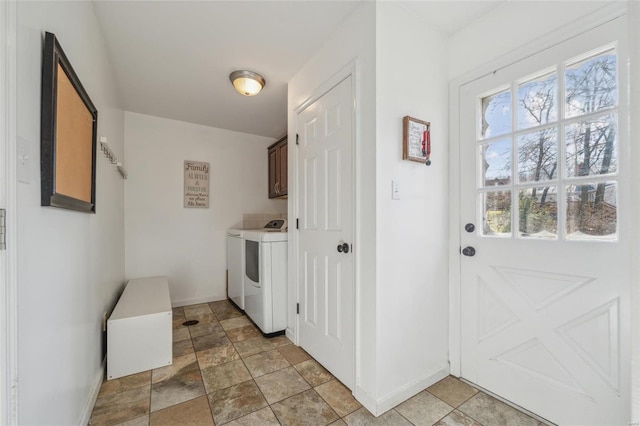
99;137;127;179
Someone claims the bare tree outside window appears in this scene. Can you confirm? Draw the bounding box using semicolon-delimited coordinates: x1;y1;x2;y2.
565;52;617;237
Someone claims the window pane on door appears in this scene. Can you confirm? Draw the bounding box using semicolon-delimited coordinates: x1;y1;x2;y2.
517;72;558;130
518;187;558;238
565;50;617;119
481;138;512;186
517;129;558;183
481;90;511;138
565;114;617;177
482;191;511;236
565;181;617;240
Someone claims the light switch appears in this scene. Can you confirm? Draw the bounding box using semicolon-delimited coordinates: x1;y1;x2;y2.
392;179;400;200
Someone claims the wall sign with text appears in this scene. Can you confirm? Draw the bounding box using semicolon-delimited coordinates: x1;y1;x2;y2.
184;161;209;208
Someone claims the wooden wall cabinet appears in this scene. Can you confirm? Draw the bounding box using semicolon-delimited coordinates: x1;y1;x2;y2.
268;135;287;198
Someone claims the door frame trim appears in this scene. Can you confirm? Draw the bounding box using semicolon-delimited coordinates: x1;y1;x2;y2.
1;1;19;424
292;59;359;390
448;0;629;377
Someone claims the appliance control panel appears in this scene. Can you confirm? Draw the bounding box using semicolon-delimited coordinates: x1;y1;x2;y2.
264;219;287;231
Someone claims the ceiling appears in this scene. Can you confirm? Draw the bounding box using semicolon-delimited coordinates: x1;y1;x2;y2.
93;1;503;139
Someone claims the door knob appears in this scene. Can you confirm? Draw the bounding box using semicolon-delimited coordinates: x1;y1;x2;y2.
464;223;475;233
337;243;350;254
462;246;476;257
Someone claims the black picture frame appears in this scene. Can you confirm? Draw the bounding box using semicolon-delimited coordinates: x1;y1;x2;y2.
41;31;98;213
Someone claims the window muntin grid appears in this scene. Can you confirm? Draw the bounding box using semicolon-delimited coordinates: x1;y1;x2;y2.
477;47;618;241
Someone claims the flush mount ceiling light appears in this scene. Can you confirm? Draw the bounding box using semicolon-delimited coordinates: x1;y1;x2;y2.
229;70;266;96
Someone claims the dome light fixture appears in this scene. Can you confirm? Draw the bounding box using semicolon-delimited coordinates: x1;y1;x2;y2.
229;70;265;96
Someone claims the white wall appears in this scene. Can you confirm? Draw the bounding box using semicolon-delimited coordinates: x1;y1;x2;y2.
374;2;449;408
16;2;124;424
289;1;451;415
124;112;286;306
448;1;612;79
287;0;378;409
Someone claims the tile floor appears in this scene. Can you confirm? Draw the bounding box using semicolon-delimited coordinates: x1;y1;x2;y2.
90;300;544;426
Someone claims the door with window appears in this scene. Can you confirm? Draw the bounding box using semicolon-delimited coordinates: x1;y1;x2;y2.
460;18;630;425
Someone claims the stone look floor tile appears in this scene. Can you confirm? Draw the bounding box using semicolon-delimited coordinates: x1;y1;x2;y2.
278;345;311;365
172;339;194;357
98;371;151;398
149;396;213;426
192;333;232;352
458;393;539;426
344;407;412;426
187;321;224;339
244;349;290;378
233;336;276;357
185;313;216;324
210;301;244;321
152;353;197;383
114;415;149;426
269;335;293;348
150;356;205;412
254;366;311;404
395;390;454;426
219;316;252;330
226;324;262;342
271;389;339;426
315;379;361;417
172;327;191;343
196;343;240;370
91;385;151;426
435;410;483;426
92;302;546;426
277;344;311;365
224;407;280;426
201;359;252;394
294;359;333;386
207;380;268;424
427;376;478;408
183;304;212;318
173;319;187;330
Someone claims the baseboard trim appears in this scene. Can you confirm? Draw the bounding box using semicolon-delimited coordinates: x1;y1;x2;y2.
354;385;378;416
285;328;296;344
79;357;105;426
171;295;226;308
375;363;450;415
355;363;449;417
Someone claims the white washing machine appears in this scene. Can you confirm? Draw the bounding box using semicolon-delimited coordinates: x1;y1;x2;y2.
243;228;287;334
226;228;245;310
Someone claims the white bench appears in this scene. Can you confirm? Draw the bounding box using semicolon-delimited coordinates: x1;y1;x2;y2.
107;276;172;380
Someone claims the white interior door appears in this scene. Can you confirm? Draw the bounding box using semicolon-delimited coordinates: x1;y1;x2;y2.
297;76;355;389
460;18;630;425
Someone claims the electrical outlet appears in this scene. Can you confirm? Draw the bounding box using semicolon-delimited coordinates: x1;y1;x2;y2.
102;311;108;332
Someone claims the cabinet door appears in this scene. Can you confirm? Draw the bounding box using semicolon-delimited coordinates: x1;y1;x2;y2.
268;146;278;198
278;141;288;196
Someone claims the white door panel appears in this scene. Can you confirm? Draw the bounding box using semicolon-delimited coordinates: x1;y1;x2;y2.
297;76;354;389
460;18;630;425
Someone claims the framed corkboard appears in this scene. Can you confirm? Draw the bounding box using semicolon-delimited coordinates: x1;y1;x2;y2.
41;32;97;213
402;115;430;163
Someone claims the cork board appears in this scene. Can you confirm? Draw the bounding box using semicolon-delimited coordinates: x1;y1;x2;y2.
41;32;97;213
55;64;94;203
